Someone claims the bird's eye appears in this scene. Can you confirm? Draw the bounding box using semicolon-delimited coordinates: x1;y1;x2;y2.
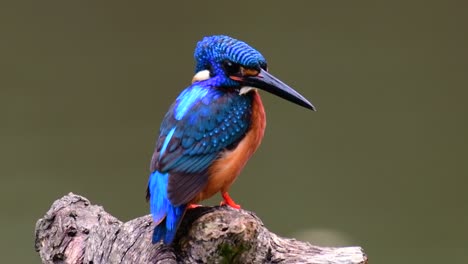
260;62;268;71
222;60;241;75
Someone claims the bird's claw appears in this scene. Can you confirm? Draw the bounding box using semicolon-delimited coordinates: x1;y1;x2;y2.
221;192;241;209
187;204;202;209
220;200;241;209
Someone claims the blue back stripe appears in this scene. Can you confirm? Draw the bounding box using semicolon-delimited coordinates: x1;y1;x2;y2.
160;127;176;158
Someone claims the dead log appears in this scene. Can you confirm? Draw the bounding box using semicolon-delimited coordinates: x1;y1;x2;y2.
34;193;368;264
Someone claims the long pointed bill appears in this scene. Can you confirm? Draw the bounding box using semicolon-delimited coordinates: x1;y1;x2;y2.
236;69;316;111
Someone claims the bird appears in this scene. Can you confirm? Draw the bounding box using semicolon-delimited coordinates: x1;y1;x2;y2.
146;35;315;244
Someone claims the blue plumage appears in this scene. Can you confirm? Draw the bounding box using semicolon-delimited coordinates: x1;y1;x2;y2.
147;35;314;245
148;82;253;244
174;86;210;120
147;36;260;244
194;35;267;73
148;171;187;244
160;127;176;158
148;171;168;222
155;85;252;175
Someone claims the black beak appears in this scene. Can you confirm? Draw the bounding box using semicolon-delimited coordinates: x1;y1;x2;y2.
239;69;315;111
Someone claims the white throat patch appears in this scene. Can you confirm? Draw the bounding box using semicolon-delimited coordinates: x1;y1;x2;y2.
239;87;256;95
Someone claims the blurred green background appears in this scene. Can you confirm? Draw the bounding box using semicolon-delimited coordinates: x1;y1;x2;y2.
1;1;467;263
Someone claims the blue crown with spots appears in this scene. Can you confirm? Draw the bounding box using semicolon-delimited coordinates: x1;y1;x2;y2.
194;35;267;73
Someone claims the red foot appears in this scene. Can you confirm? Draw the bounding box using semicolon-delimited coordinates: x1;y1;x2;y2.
220;192;241;209
187;204;202;209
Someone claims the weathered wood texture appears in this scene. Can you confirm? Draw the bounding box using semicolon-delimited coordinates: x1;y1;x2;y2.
35;193;368;264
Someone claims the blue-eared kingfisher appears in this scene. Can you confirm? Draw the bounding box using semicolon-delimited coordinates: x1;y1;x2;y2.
146;35;315;244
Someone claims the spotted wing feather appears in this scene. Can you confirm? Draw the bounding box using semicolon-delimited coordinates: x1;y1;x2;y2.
150;86;252;206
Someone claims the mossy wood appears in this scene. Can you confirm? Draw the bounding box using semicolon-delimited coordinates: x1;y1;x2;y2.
35;193;368;264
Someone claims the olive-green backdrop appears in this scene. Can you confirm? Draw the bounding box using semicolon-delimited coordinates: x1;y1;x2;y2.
1;1;467;263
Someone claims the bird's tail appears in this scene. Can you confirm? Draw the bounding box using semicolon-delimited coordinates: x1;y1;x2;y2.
148;171;186;244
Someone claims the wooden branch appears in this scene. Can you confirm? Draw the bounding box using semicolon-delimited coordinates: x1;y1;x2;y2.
35;193;368;264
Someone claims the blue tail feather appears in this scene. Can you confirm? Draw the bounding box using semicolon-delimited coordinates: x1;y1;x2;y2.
148;171;186;244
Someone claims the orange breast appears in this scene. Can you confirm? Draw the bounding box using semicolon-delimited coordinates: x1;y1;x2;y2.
192;90;266;203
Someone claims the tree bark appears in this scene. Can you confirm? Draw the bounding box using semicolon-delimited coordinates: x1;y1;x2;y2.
35;193;368;264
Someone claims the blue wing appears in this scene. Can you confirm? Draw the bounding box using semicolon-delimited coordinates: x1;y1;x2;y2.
149;84;253;205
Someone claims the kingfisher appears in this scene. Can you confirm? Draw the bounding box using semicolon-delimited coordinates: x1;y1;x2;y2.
146;35;315;244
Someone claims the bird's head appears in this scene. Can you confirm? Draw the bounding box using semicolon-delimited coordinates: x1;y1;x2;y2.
192;35;315;111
